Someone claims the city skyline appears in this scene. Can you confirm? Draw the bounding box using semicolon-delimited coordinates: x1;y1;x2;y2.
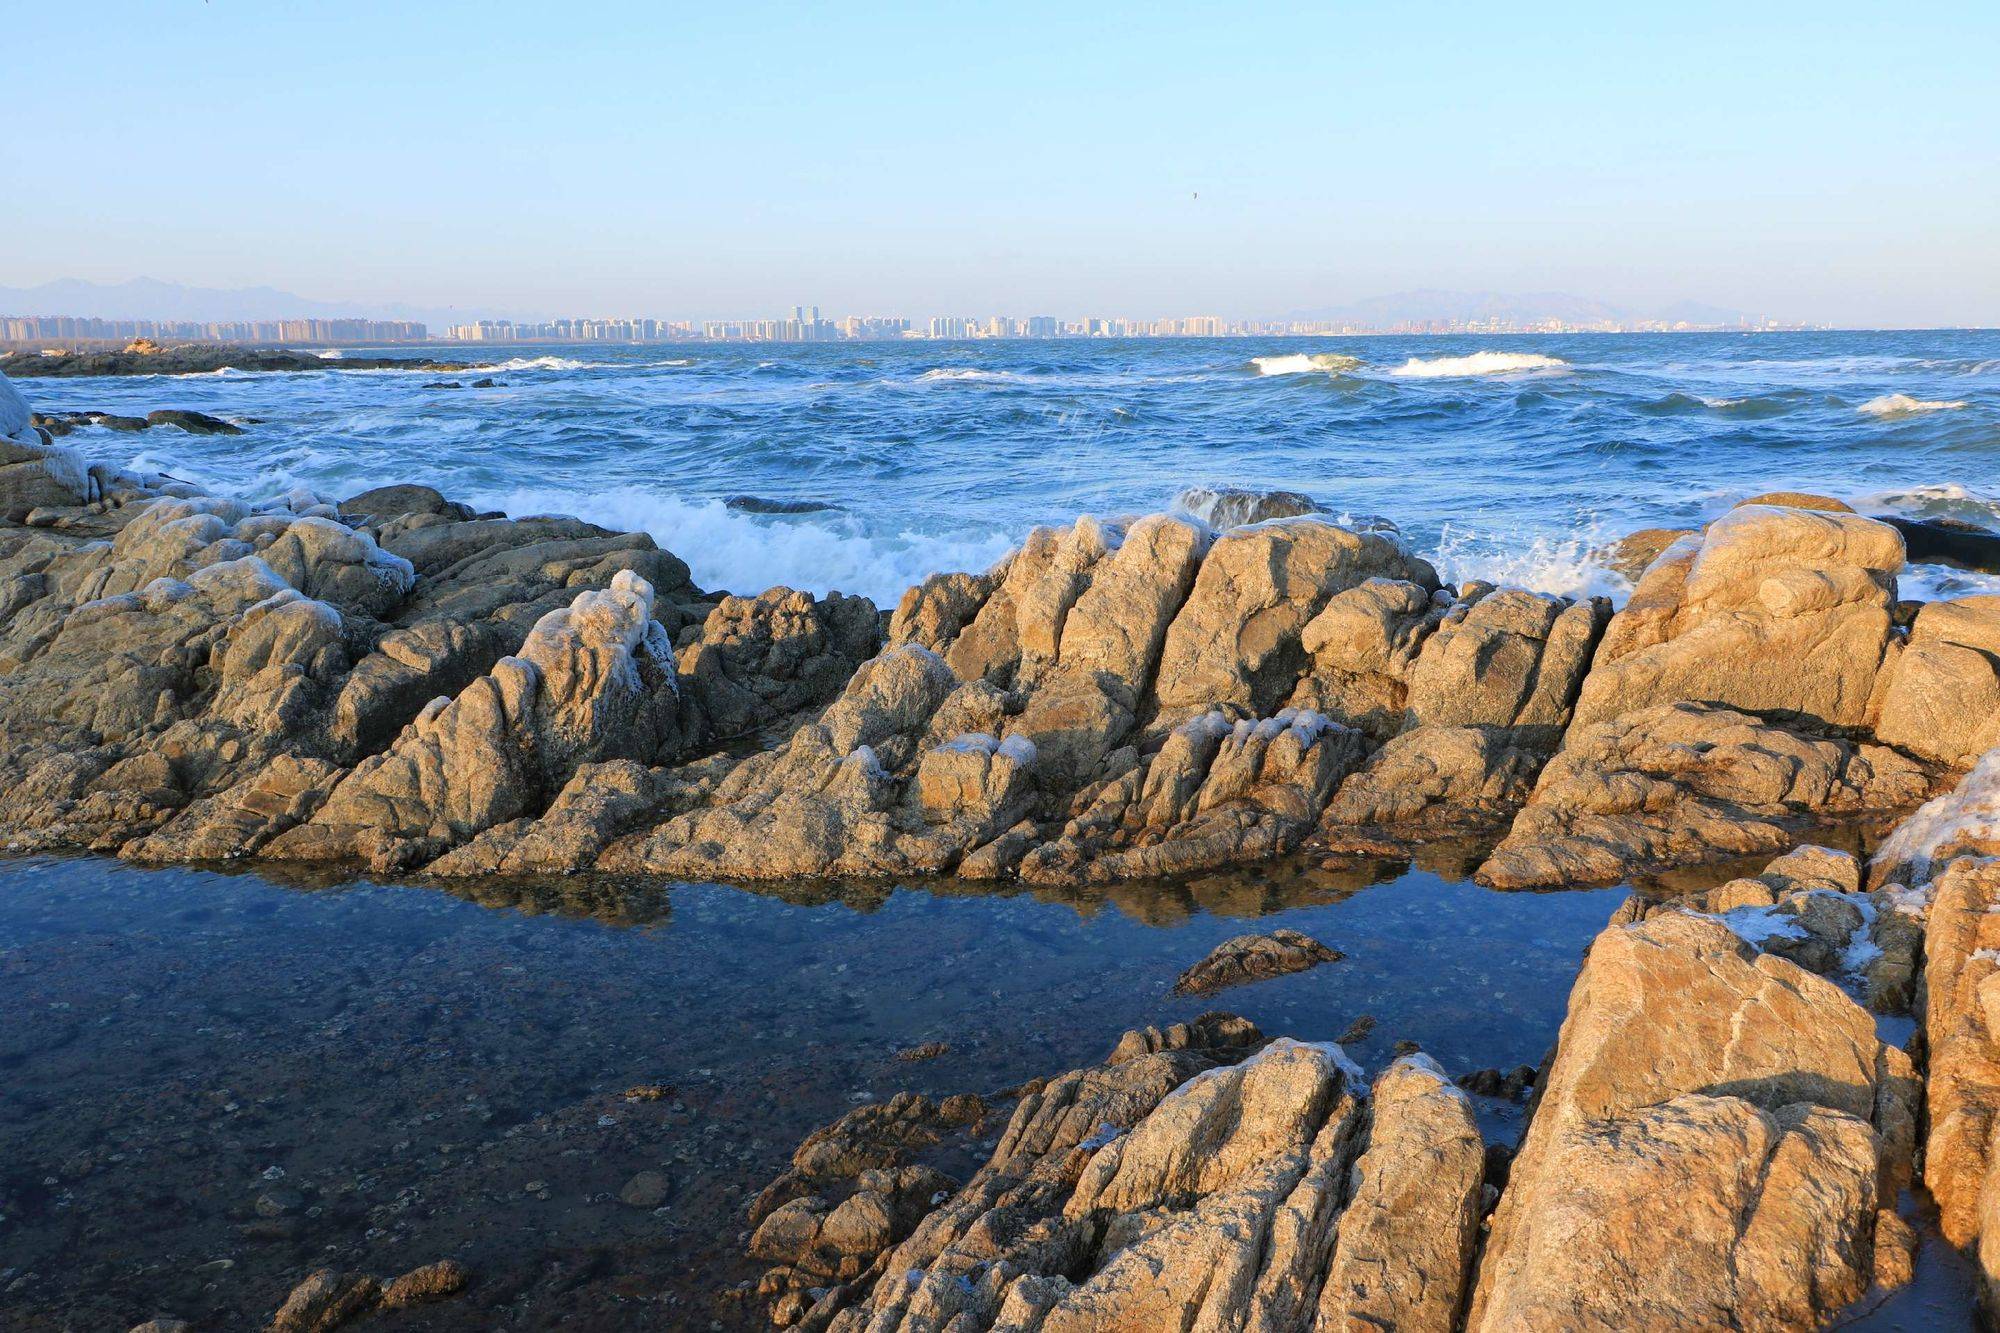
1;300;1826;350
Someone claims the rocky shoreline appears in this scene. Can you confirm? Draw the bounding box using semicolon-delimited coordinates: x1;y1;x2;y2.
11;360;2000;1328
0;342;473;378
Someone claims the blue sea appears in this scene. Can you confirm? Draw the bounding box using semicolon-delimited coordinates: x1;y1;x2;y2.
23;329;2000;607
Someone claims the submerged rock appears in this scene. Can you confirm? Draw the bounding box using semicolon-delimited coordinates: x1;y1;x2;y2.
1171;927;1342;995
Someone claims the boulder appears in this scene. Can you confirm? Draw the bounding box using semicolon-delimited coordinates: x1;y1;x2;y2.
1467;912;1918;1331
0;370;96;517
1569;504;1903;732
1154;517;1435;715
1875;596;2000;767
1171;927;1342;995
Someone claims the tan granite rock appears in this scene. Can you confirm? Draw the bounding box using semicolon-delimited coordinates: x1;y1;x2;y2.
1479;701;1935;888
1570;504;1903;732
1467;912;1917;1332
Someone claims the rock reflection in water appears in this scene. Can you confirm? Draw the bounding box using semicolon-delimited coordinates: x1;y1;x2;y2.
0;851;1615;1329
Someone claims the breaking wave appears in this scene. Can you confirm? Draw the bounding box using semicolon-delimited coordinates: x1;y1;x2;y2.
459;485;1017;607
916;367;1019;383
1425;522;1629;601
1389;352;1570;379
472;355;599;373
1249;352;1364;376
1857;393;1968;417
1857;482;2000;527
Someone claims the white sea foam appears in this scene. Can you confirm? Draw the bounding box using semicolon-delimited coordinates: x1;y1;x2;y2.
1857;393;1968;417
916;367;1018;382
1388;351;1569;379
1425;523;1630;602
315;349;345;360
1249;352;1363;376
1856;482;2000;526
469;355;599;373
460;486;1017;607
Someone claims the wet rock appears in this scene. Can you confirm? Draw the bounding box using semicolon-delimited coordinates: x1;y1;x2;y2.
269;1268;380;1333
1479;701;1936;888
145;408;243;435
379;1258;469;1308
1609;844;1883;980
618;1169;672;1208
339;484;474;526
1881;514;2000;573
1872;742;2000;888
1570;503;1904;732
1600;525;1695;582
1467;912;1917;1331
128;1320;191;1333
1;370;96;517
1170;927;1341;996
726;495;842;515
1172;484;1326;529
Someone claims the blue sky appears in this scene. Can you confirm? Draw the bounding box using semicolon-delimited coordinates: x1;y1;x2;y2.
5;1;1996;325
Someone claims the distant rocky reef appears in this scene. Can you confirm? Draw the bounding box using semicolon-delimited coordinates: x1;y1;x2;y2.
1;341;472;378
16;363;2000;1330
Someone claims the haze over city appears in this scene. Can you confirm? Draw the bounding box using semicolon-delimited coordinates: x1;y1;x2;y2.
5;0;1996;329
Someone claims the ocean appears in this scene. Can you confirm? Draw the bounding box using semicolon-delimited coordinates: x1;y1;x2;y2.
23;329;2000;608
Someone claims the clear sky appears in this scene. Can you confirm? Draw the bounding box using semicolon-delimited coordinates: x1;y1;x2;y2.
5;1;1996;326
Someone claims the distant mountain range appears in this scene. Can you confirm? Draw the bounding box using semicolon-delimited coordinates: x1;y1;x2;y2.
0;277;485;330
1284;289;1764;329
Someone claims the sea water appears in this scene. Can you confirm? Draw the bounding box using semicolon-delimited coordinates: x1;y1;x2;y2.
24;329;2000;607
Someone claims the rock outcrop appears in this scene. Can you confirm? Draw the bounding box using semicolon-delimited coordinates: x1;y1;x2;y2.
1478;701;1935;889
1468;911;1918;1331
0;365;1973;903
747;1017;1486;1333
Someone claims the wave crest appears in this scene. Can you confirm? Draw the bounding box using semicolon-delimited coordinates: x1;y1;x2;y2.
1389;351;1569;379
461;486;1017;606
474;355;599;373
1249;352;1363;376
1857;393;1968;417
916;367;1018;382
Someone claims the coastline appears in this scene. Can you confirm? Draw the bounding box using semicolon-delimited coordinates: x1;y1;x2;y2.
9;359;2000;1330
